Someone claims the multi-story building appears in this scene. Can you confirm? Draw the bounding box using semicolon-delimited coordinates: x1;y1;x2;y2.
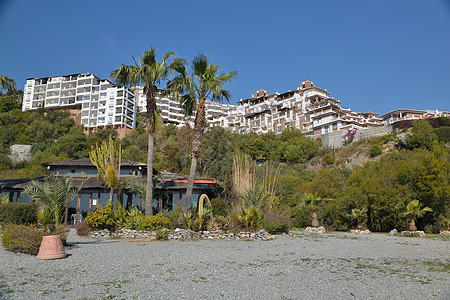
133;86;235;127
381;108;450;125
22;73;136;138
213;80;383;137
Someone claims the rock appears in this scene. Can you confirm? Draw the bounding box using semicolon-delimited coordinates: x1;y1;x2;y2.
400;230;425;237
396;132;409;147
389;229;398;236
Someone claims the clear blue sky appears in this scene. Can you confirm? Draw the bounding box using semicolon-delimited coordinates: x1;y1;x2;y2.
1;0;449;115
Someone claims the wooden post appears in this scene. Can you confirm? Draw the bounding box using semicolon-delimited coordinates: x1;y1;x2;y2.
97;192;101;207
89;193;92;210
159;194;163;213
76;193;81;225
16;192;20;203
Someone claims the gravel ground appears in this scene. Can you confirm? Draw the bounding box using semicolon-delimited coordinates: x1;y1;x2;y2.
0;229;449;300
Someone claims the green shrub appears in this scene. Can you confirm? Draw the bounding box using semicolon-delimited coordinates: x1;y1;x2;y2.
1;224;44;255
138;213;171;230
369;144;382;158
262;213;289;234
123;208;145;230
0;202;39;225
85;202;116;231
435;126;450;143
210;198;229;217
156;228;168;240
0;224;69;255
236;207;263;230
322;154;335;166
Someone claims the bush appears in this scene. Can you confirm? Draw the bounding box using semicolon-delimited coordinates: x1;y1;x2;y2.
262;213;289;234
138;213;171;230
123;208;145;230
0;202;39;225
1;224;44;255
85;202;116;231
76;222;91;236
156;228;168;240
369;144;382;158
435;126;450;143
210;198;229;217
0;224;69;255
322;154;335;166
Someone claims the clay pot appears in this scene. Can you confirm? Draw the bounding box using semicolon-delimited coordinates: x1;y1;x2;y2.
36;235;66;260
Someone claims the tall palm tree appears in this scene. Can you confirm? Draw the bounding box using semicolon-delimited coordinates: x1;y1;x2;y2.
405;200;432;231
168;54;237;213
0;73;16;93
110;48;180;216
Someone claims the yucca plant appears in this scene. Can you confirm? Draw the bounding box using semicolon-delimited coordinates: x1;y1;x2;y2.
24;176;84;225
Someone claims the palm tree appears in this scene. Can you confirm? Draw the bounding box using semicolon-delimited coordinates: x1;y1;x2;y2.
110;48;180;216
351;208;367;229
23;176;83;225
302;193;324;227
0;73;16;93
168;54;237;213
405;200;433;231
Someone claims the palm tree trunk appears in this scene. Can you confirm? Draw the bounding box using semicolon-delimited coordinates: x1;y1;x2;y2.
182;98;206;213
145;87;156;216
409;216;417;231
145;132;154;216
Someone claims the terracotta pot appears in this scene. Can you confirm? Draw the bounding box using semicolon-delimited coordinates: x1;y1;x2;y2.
36;235;66;260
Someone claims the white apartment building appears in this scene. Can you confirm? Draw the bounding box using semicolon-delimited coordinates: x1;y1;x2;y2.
211;80;383;136
133;86;235;127
381;108;450;125
22;73;136;138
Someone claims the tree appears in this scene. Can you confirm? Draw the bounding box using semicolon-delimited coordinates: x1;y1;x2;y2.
111;48;180;216
405;200;432;231
302;193;324;227
0;73;16;94
89;135;122;203
23;176;83;225
168;54;237;213
351;208;367;229
406;119;438;149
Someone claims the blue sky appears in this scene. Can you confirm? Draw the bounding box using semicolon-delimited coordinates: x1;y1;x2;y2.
1;0;449;115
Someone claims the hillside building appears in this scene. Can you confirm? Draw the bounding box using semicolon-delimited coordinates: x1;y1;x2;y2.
210;80;383;137
22;73;136;138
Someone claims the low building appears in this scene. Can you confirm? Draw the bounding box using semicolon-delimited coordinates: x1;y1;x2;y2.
0;159;217;224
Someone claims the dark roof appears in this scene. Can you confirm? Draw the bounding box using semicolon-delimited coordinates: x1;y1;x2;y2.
0;176;215;192
42;158;146;168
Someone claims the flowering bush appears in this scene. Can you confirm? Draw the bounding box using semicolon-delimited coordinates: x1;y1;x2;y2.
262;213;289;234
76;222;90;236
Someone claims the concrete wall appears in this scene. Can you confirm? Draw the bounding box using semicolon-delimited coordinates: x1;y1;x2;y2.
311;125;394;148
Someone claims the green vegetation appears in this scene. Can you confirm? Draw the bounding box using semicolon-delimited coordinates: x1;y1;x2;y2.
0;98;448;235
0;202;39;225
1;224;69;255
